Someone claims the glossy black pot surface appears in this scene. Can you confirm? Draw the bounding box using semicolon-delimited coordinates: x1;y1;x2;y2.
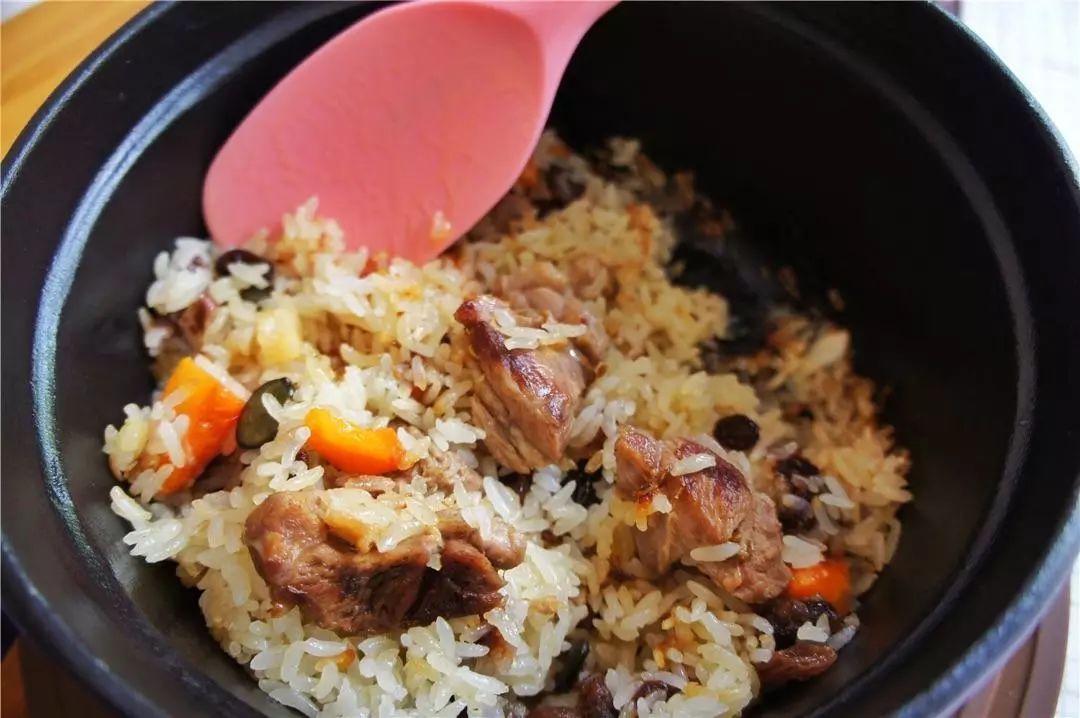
3;3;1079;717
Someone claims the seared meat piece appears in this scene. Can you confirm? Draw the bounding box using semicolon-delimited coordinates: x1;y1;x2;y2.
245;492;431;633
616;428;750;564
244;491;523;634
730;492;794;603
400;451;484;493
329;451;483;493
456;296;588;473
437;509;526;569
614;426;791;603
407;538;505;625
498;261;609;364
756;641;837;687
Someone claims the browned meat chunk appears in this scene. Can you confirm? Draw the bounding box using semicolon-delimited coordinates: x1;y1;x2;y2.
244;491;523;634
437;509;526;569
407;538;506;625
498;261;610;364
329;450;483;493
456;296;588;473
529;674;616;718
731;493;793;603
244;492;430;633
756;641;837;687
614;426;791;603
399;451;484;493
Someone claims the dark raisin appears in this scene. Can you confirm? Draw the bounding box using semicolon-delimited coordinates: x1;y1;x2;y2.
214;249;275;303
566;467;601;507
240;285;273;303
762;597;840;649
236;378;295;449
779;457;816;476
553;640;590;693
500;473;532;501
577;674;616;718
777;494;815;532
804;598;843;631
776;455;820;479
170;294;215;349
775;455;822;499
761;598;811;649
712;414;760;451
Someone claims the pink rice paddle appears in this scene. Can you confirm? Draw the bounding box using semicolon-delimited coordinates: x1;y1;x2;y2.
204;0;616;262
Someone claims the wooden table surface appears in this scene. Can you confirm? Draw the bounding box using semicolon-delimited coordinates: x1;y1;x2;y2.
1;1;147;155
0;2;1070;717
3;8;150;716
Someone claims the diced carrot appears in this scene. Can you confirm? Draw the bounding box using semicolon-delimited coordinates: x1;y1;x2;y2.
156;357;246;494
786;558;852;613
303;408;404;475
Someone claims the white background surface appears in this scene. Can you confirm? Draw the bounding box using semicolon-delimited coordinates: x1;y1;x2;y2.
959;4;1078;716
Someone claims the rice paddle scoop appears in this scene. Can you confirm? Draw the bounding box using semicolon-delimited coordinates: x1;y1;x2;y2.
204;0;616;262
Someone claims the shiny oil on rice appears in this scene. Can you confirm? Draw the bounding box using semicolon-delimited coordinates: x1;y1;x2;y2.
104;132;911;717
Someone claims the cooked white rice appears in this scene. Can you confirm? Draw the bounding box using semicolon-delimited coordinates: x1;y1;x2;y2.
103;132;911;717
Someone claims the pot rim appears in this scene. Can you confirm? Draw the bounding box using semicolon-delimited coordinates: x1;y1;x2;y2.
2;4;1078;718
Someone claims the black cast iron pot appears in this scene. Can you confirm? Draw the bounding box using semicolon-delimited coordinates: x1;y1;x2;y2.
3;3;1079;717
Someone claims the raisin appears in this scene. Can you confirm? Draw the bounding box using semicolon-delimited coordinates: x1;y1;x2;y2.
566;467;601;507
775;455;822;499
553;640;590;693
804;598;842;631
762;597;840;649
777;494;815;532
577;674;616;718
214;248;275;303
712;414;760;451
776;455;820;479
500;473;532;501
